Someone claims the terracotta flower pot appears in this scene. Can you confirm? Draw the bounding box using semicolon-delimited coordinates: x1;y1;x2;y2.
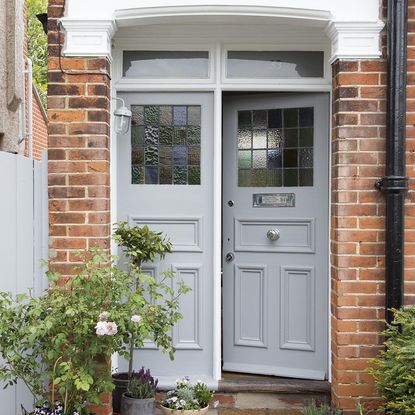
160;405;209;415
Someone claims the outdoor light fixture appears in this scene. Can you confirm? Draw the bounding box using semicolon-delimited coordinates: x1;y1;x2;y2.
36;13;48;34
113;98;132;135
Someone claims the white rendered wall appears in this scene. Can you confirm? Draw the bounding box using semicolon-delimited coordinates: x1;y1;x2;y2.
65;0;380;22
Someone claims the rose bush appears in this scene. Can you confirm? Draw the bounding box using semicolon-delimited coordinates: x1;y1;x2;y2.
0;247;189;414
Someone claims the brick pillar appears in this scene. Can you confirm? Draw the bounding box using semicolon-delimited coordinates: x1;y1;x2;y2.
331;58;387;413
48;1;112;414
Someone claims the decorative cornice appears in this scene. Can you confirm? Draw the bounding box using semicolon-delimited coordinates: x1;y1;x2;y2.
59;7;385;64
115;5;331;26
325;21;385;63
60;19;117;61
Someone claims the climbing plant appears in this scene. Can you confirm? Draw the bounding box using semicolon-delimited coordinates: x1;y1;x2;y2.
27;0;48;108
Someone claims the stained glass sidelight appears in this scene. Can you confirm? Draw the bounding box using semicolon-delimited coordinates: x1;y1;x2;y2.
237;107;314;187
131;105;201;185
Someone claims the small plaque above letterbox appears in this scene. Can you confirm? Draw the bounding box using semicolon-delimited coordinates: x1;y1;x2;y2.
253;193;295;208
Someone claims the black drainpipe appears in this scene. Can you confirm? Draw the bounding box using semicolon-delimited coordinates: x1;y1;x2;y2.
376;0;408;323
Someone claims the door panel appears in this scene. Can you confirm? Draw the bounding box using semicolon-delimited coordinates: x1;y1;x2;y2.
223;93;329;380
117;92;214;382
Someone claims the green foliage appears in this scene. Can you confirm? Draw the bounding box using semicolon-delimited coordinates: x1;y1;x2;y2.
370;306;415;414
302;402;342;415
113;221;172;267
193;381;214;408
356;402;369;415
162;378;214;411
27;0;48;108
0;243;188;414
112;222;190;375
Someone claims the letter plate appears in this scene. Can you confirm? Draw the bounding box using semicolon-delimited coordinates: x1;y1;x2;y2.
253;193;295;208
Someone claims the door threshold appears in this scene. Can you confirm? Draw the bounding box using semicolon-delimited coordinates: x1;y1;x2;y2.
219;372;331;394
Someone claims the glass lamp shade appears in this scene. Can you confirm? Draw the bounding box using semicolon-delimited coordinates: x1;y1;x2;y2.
114;106;132;134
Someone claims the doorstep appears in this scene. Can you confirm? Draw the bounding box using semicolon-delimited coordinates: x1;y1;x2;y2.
155;410;218;415
213;373;331;415
151;373;331;415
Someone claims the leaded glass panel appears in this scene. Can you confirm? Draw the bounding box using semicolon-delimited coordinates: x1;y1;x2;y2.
237;107;314;187
131;105;201;185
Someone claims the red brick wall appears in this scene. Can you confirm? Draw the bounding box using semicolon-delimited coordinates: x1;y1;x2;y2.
331;1;415;413
32;87;48;160
47;1;111;413
331;57;387;413
47;0;414;414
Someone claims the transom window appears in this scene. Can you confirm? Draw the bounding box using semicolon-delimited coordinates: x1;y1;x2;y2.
123;51;210;78
237;107;314;187
227;51;324;79
131;105;201;185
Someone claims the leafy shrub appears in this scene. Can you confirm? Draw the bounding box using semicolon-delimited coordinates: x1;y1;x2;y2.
0;246;187;414
113;222;188;376
27;0;47;107
370;306;415;414
126;367;158;399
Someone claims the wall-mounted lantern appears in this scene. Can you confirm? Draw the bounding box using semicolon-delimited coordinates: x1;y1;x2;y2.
113;98;132;135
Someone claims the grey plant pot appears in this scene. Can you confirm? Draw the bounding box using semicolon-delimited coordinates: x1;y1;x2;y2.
120;393;155;415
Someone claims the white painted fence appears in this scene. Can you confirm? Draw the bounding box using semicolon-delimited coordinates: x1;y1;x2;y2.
0;151;48;414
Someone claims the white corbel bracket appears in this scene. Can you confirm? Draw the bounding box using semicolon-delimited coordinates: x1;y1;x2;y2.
59;19;117;62
326;20;385;63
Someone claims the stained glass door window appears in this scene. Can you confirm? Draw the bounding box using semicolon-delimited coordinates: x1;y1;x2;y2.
237;107;314;187
131;105;201;185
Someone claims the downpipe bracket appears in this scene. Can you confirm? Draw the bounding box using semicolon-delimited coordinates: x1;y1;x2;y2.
375;176;409;192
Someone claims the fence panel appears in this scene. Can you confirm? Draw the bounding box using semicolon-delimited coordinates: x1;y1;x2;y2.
0;152;48;414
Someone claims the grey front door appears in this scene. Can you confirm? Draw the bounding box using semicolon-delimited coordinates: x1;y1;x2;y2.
117;92;215;384
223;93;329;380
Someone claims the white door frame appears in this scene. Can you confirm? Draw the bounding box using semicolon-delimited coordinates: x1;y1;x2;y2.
111;38;332;383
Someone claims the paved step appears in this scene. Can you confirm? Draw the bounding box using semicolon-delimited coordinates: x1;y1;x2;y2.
155;410;217;415
219;375;330;394
152;375;331;415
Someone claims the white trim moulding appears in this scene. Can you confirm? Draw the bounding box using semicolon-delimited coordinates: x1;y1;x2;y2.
325;20;385;63
114;5;331;26
59;19;117;61
60;5;384;63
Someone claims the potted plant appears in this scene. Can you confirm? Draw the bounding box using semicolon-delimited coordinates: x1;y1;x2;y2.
111;222;190;412
0;246;187;415
120;367;158;415
160;378;214;415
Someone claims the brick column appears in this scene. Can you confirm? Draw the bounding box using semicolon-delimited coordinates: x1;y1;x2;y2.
331;58;387;413
331;2;415;412
48;1;112;414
